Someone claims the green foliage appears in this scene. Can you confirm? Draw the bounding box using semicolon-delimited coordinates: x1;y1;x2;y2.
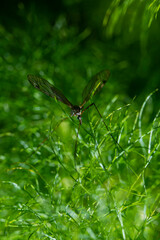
103;0;160;34
0;1;160;239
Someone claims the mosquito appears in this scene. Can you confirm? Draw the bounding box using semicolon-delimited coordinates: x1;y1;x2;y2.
27;70;125;156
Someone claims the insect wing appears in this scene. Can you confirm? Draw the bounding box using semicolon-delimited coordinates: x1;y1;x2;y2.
81;70;110;106
27;74;73;108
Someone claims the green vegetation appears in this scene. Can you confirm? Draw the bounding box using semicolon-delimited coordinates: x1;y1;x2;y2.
0;0;160;239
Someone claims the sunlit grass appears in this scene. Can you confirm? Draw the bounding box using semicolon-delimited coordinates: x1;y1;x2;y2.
1;89;159;239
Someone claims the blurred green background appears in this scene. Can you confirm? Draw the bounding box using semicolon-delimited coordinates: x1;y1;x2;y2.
0;0;160;239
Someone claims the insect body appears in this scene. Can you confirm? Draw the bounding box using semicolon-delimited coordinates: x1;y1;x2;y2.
28;70;126;157
27;70;110;124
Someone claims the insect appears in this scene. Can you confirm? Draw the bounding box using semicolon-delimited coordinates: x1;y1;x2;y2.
27;70;110;124
27;70;125;156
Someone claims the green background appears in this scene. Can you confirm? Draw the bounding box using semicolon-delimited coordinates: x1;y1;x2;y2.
0;0;160;239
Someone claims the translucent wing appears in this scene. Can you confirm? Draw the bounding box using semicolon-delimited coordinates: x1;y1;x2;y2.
81;70;110;107
27;74;73;108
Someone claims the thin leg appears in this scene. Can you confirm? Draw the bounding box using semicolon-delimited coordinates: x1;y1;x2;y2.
74;121;81;160
82;103;126;158
29;117;68;158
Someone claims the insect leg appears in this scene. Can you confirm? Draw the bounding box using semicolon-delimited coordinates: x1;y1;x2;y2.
82;103;126;158
74;121;81;160
28;117;69;158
